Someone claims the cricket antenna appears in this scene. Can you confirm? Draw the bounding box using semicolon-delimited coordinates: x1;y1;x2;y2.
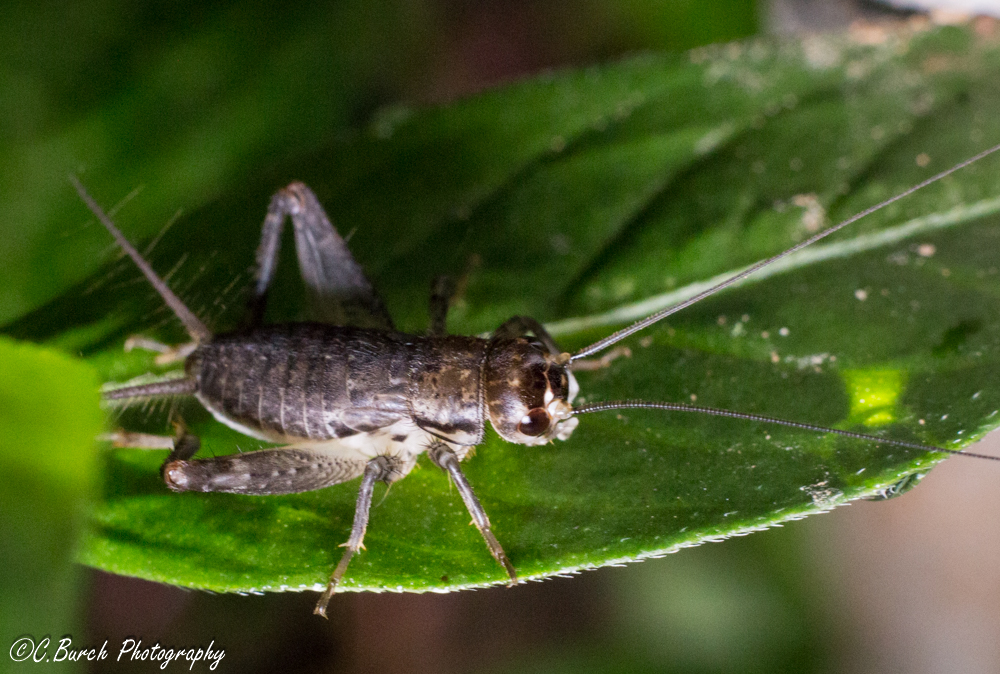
572;141;1000;361
71;176;213;343
572;400;1000;462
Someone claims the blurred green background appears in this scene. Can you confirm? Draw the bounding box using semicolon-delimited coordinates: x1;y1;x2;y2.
0;0;757;327
6;1;1000;673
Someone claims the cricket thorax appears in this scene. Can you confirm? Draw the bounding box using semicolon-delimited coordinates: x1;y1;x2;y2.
483;338;579;446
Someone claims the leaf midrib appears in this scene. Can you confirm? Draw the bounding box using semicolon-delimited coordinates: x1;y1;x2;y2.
544;194;1000;340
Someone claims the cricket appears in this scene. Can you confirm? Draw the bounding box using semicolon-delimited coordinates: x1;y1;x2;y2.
75;140;1000;618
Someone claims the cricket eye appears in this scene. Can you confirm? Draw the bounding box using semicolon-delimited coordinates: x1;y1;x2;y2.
517;407;550;436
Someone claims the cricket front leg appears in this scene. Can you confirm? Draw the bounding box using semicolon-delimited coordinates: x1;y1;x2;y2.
491;316;563;359
428;442;518;586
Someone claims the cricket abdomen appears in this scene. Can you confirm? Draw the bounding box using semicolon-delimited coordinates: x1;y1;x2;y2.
187;323;489;447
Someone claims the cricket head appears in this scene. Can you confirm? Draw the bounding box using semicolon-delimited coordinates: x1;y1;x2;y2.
484;338;579;446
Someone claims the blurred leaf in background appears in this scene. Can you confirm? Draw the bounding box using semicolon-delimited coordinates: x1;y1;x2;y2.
0;0;760;329
0;339;101;670
1;0;437;326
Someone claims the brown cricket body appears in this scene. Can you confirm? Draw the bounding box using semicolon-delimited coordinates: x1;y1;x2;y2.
166;323;577;497
191;325;488;448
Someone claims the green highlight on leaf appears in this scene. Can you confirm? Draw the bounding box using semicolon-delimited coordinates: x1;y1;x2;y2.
841;369;904;427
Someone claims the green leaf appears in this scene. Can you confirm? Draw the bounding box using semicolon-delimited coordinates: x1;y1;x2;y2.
0;0;439;327
0;338;102;653
8;24;1000;595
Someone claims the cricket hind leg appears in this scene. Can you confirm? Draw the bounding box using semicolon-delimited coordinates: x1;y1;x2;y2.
248;182;394;331
428;442;518;587
163;445;370;495
314;454;411;618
